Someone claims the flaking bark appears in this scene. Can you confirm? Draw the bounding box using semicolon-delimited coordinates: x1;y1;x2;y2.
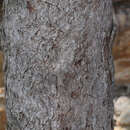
1;0;115;130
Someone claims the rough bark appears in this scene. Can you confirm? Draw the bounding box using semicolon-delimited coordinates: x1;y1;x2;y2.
1;0;115;130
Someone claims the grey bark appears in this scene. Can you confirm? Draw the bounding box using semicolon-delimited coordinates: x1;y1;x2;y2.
1;0;115;130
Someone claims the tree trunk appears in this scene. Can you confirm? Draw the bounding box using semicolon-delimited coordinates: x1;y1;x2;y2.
1;0;115;130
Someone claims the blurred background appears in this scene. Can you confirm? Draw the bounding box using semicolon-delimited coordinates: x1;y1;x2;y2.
113;1;130;130
0;0;130;130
